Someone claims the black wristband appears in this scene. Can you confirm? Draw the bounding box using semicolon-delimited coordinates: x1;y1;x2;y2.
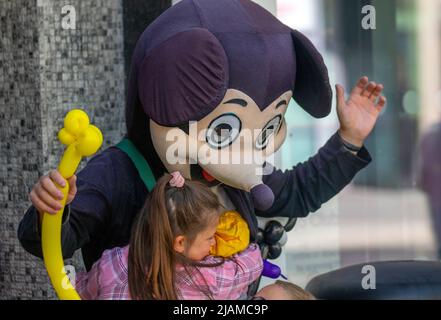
338;132;362;152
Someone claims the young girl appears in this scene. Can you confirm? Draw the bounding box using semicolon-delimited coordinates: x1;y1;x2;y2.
75;172;263;300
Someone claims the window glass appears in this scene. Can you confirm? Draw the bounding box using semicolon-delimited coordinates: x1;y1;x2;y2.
276;0;441;287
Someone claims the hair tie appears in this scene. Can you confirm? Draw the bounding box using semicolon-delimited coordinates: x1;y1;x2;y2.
169;171;185;188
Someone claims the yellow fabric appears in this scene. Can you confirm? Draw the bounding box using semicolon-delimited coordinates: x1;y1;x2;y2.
210;210;250;257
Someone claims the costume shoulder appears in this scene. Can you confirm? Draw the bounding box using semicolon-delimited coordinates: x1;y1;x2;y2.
77;146;144;196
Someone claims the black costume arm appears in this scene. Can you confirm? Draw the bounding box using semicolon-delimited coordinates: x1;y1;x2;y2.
256;132;371;218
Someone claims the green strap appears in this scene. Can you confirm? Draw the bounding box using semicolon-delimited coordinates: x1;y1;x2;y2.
115;138;156;192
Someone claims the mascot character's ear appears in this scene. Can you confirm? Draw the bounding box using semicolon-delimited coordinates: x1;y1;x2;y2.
291;29;333;119
137;28;229;127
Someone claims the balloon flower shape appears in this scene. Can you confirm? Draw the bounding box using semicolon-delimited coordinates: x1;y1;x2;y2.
41;109;103;300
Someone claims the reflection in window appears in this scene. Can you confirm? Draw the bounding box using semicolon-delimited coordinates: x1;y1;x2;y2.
276;0;441;287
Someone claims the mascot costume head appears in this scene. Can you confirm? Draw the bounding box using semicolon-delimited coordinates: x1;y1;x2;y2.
125;0;332;239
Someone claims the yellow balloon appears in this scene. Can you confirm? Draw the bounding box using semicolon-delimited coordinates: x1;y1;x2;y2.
42;109;103;300
63;109;89;136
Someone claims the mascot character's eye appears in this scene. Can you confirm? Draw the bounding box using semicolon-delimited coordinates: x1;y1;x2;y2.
206;113;242;149
256;115;282;150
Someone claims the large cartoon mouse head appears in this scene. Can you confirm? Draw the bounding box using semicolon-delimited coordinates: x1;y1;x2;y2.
126;0;332;211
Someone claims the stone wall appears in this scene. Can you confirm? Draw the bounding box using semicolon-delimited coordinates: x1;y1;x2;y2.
0;0;48;300
0;0;170;299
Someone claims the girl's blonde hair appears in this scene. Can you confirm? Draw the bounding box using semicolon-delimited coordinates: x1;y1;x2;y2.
128;173;223;300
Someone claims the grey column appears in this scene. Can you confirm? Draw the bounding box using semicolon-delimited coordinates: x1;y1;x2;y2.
0;0;169;299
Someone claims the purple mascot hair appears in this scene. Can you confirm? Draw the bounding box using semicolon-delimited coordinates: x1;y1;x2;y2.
126;0;332;130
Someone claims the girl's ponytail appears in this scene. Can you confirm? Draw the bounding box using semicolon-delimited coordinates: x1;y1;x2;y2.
128;174;178;300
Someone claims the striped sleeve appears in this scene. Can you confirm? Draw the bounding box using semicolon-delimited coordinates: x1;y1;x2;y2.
75;246;130;300
75;259;102;300
179;243;263;300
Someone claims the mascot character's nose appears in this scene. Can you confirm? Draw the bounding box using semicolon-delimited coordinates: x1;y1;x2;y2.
250;184;274;211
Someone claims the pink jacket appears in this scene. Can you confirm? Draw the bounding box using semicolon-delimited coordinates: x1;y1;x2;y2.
75;243;262;300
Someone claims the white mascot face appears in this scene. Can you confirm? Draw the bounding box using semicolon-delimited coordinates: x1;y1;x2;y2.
150;89;291;198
